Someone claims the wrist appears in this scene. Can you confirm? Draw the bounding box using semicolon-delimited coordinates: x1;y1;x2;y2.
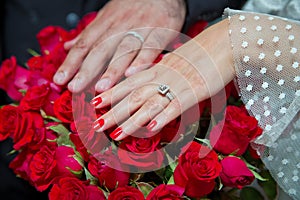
195;19;235;82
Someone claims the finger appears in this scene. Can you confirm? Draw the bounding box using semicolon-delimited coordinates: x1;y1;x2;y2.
95;30;150;92
148;89;199;133
67;26;131;92
93;85;157;132
92;67;161;108
53;24;105;86
64;36;79;50
53;9;114;86
125;28;178;77
111;94;170;141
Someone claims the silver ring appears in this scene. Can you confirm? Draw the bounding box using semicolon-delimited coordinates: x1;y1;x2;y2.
158;84;175;101
125;31;144;43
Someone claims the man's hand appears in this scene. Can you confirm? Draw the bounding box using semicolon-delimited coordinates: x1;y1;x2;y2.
53;0;186;93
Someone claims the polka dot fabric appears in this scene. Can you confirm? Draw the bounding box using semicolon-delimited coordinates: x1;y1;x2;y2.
225;9;300;199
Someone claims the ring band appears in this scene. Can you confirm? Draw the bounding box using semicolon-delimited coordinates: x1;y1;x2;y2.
158;84;175;101
125;31;145;43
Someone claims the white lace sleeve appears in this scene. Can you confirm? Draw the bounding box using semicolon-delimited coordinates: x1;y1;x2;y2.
224;9;300;199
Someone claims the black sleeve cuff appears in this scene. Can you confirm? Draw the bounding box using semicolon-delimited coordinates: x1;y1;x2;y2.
182;0;246;32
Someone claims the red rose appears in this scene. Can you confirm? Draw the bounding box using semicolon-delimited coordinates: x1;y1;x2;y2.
20;84;50;111
37;26;70;55
108;186;145;200
53;90;73;123
118;131;164;171
186;20;208;38
28;122;58;150
0;56;29;100
9;147;35;182
248;145;261;159
27;53;65;82
13;110;45;150
209;106;262;156
55;146;83;177
70;116;110;160
174;142;222;198
9;130;57;182
220;156;255;189
146;184;184;200
0;105;18;141
72;91;95;118
159;118;185;143
29;144;58;191
49;177;106;200
88;154;130;191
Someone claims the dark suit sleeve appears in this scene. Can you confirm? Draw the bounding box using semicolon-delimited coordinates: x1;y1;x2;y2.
183;0;247;31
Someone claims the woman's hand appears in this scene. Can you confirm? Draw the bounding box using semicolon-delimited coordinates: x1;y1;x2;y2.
93;19;235;141
53;0;186;93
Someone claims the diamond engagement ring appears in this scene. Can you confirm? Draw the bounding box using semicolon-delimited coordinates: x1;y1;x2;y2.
125;31;145;43
158;84;175;101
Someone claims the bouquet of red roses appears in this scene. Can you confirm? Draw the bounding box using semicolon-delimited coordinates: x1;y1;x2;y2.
0;12;276;200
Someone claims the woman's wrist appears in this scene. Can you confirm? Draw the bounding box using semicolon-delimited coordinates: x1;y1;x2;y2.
195;19;236;83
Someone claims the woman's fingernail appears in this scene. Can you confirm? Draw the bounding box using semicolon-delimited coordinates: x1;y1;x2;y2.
93;119;105;130
96;78;111;91
147;120;157;131
110;127;123;140
91;96;102;107
54;71;65;84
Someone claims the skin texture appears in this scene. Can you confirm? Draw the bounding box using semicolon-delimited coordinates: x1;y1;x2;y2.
53;0;186;93
93;19;236;140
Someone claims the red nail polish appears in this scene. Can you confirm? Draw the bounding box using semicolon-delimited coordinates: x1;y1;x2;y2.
147;120;157;131
93;119;104;130
91;97;102;106
110;127;123;140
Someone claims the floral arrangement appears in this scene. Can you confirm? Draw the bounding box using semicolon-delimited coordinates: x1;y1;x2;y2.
0;13;278;200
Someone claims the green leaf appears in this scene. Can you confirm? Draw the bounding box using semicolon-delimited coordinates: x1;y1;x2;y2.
136;182;154;198
41;110;61;122
27;48;40;56
7;149;17;155
84;167;98;185
18;89;27;96
245;161;259;171
167;175;174;185
66;167;83;179
240;187;264;200
194;138;212;149
49;124;69;134
163;164;176;184
73;152;84;167
130;173;144;183
251;169;268;182
169;161;178;172
49;124;73;146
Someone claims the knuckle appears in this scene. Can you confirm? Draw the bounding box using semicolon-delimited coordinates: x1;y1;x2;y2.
74;38;89;52
125;77;137;88
143;39;160;49
90;43;108;57
105;67;119;77
118;42;131;52
144;98;160;111
130;89;143;104
135;56;148;65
